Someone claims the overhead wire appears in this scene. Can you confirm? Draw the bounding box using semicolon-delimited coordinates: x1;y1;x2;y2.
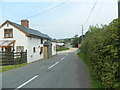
92;0;104;25
15;0;68;22
81;0;98;35
83;0;97;27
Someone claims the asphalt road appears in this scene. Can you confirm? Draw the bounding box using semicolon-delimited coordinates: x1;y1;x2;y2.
1;49;90;89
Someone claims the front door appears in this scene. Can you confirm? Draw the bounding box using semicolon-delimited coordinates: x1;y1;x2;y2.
44;46;48;59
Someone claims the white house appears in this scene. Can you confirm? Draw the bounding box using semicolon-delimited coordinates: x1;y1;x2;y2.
56;42;65;46
0;20;56;63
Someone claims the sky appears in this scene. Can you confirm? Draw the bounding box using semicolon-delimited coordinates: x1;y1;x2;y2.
0;0;118;39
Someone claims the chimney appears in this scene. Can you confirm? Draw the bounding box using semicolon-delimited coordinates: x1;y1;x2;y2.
21;19;29;28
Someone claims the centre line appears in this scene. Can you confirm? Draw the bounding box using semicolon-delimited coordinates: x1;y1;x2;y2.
61;57;65;60
48;61;59;69
15;75;38;90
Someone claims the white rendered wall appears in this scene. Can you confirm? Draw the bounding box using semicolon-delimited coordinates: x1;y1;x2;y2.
52;42;57;55
27;37;44;63
0;23;27;52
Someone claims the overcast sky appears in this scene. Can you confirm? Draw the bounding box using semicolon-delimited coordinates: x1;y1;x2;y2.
0;0;118;39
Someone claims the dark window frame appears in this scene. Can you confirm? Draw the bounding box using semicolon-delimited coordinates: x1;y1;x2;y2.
40;47;43;53
33;47;36;53
4;29;13;38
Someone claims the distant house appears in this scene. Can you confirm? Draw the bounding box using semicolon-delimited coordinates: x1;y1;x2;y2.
56;42;64;46
0;20;56;63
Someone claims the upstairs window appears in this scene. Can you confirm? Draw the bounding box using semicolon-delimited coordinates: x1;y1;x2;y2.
4;29;13;38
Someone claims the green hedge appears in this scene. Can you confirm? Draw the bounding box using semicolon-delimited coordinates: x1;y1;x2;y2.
56;46;69;51
80;18;120;88
77;52;104;88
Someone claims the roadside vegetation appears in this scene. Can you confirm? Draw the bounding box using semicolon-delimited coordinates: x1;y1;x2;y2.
0;63;28;72
77;52;104;88
56;46;69;51
78;18;120;88
71;35;84;48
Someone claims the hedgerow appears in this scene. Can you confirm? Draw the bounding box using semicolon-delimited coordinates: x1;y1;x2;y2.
80;18;120;88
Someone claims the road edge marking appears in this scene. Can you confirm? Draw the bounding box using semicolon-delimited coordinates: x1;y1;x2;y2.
15;75;38;90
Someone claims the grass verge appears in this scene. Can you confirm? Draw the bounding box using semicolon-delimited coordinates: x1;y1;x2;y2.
56;46;69;51
0;63;28;73
77;52;104;88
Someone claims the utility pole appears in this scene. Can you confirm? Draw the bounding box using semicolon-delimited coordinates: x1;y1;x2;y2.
82;25;84;42
118;0;120;18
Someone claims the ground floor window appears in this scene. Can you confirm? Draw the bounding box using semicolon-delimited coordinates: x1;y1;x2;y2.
16;46;24;52
40;47;43;54
33;47;36;53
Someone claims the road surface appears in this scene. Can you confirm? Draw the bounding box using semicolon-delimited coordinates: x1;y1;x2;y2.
1;48;90;89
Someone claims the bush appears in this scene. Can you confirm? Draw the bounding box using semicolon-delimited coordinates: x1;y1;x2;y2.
80;18;120;88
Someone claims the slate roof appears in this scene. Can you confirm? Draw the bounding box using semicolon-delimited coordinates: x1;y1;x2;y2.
43;41;51;46
10;21;51;39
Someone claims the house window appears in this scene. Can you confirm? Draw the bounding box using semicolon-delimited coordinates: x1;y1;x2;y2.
33;47;36;53
40;47;43;53
7;23;9;27
16;46;24;52
4;29;13;38
41;38;43;44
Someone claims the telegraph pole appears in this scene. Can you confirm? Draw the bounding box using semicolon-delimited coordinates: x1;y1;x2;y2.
118;0;120;18
82;25;84;42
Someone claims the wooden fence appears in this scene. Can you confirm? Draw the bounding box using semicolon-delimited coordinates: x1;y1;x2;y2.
0;51;27;66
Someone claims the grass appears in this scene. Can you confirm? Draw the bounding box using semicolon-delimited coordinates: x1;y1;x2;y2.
77;52;104;88
56;46;69;51
0;63;28;72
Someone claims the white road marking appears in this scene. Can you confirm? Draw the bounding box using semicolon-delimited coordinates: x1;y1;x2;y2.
15;75;38;90
48;61;59;69
61;57;65;60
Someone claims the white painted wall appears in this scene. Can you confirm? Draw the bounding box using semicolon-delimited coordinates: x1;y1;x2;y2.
27;37;44;63
0;23;27;52
52;42;57;55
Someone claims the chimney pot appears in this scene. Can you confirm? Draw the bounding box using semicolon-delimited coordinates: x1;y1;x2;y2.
21;19;29;28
